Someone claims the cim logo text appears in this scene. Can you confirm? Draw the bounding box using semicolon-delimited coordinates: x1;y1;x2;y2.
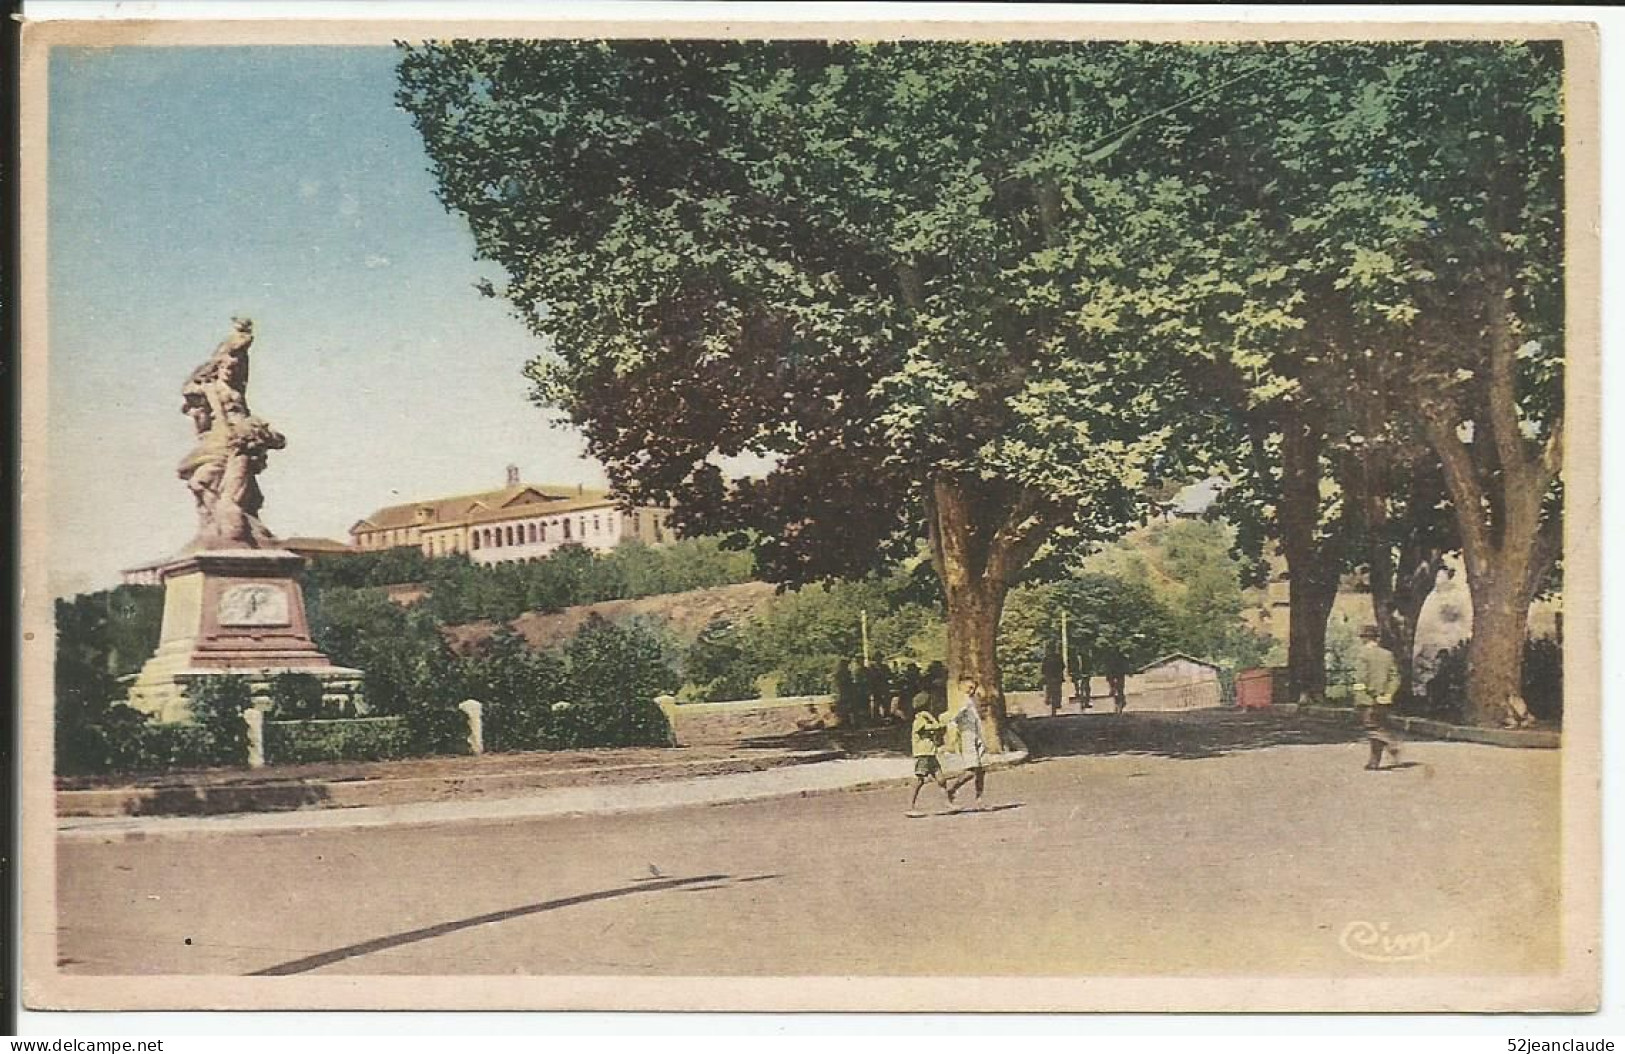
1338;920;1456;963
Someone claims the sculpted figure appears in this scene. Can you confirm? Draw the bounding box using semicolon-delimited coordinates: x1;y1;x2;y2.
178;318;285;549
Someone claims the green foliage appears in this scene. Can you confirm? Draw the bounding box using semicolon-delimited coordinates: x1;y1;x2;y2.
266;672;331;721
184;676;255;767
54;586;167;774
306;547;438;590
1081;520;1274;671
306;583;430;717
730;575;944;698
1049;575;1179;677
558;616;676;747
1521;637;1563;723
395;41;1255;589
397;40;1567;726
1322;613;1363;704
684;618;760;702
410;537;754;624
265;717;414;765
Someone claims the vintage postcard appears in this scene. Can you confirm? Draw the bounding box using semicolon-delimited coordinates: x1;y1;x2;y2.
16;9;1602;1014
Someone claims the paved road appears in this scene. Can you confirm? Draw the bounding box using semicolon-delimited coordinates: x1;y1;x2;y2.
53;715;1561;979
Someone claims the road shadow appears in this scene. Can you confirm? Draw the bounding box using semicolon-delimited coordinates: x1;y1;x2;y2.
134;782;332;816
1019;710;1365;762
247;872;776;976
737;724;908;758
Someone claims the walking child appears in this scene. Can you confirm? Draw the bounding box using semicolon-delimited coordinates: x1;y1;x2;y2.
907;695;952;816
945;678;990;807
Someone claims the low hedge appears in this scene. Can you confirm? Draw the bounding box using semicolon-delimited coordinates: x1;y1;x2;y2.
265;716;415;765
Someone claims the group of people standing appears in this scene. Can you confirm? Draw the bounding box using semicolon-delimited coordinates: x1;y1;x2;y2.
1040;644;1128;717
907;678;991;816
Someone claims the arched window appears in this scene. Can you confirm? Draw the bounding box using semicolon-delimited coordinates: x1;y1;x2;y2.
539;522;548;542
593;515;601;534
563;518;572;540
529;523;539;543
471;532;481;550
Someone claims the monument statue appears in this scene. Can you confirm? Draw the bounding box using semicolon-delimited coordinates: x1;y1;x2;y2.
127;317;362;723
178;317;285;549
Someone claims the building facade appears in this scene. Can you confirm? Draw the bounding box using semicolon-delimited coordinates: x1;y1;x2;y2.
121;536;356;586
350;467;674;567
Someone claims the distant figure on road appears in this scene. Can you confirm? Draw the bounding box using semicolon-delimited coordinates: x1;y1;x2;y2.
866;661;893;725
1042;644;1065;716
1108;671;1128;715
1355;625;1403;771
946;679;989;807
906;695;952;816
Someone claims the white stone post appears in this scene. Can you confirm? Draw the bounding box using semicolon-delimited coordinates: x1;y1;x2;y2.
458;699;484;755
243;707;266;769
654;693;680;747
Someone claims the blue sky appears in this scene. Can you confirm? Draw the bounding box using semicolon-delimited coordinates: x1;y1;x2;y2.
48;46;602;595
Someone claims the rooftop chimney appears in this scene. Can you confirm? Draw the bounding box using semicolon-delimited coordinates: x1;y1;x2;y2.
577;482;584;496
506;464;520;487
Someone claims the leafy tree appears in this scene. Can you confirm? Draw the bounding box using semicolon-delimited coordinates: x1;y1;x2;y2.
684;617;759;702
54;586;165;774
1050;574;1179;679
561;615;677;746
1082;519;1271;671
397;40;1264;749
1357;44;1564;727
306;547;438;590
1158;41;1563;725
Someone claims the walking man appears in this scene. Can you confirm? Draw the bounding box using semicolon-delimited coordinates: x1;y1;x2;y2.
1355;624;1403;770
1042;644;1065;717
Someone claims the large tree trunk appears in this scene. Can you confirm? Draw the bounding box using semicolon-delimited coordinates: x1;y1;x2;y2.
1373;544;1444;705
926;475;1057;754
1466;569;1535;728
1278;407;1342;704
1416;269;1561;728
943;574;1009;747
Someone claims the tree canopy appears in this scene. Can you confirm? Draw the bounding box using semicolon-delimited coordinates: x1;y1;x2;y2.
397;38;1570;730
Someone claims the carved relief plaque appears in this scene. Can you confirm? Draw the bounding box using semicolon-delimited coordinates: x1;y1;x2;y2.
216;582;291;627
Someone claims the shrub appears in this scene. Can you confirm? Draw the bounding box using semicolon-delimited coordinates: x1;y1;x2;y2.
397;652;477;756
1416;637;1562;724
184;675;255;766
556;615;676;748
1420;642;1469;722
1523;637;1563;722
267;672;330;721
266;717;414;765
130;721;221;772
684;618;759;702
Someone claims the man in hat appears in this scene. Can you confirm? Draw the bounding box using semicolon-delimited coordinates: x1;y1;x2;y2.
1354;624;1403;770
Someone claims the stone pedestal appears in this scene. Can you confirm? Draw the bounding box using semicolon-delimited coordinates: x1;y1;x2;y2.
126;549;363;723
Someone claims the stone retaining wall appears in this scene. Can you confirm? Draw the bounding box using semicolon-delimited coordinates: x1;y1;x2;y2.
660;695;838;746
